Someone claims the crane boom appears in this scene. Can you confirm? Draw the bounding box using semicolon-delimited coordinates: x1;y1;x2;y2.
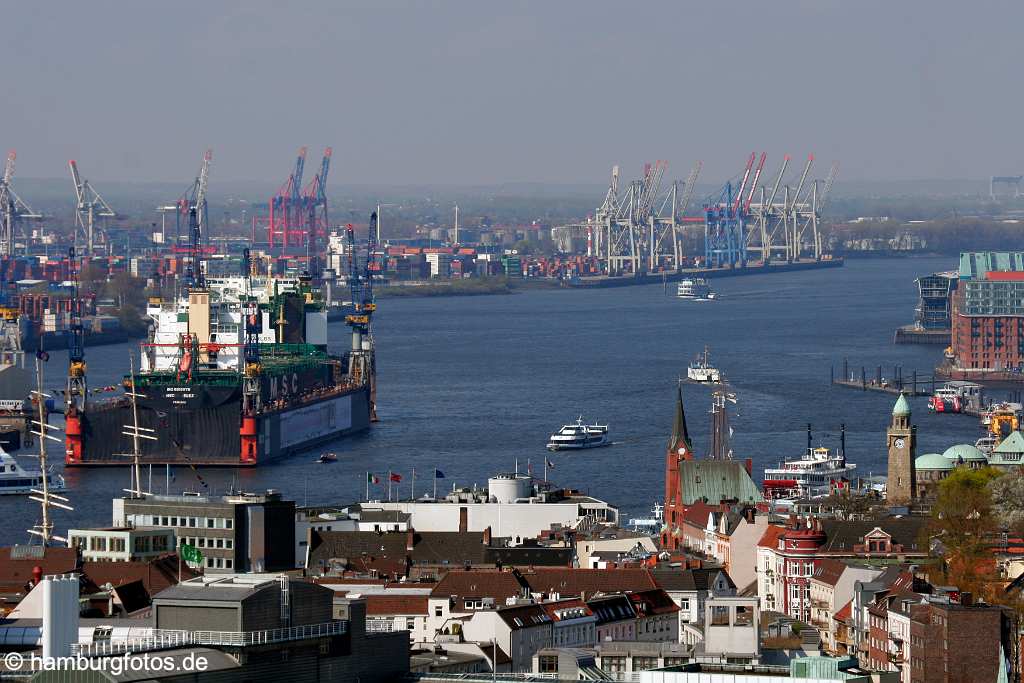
744;153;767;212
790;154;814;210
678;161;702;219
817;162;840;213
732;153;756;212
765;155;790;208
3;151;14;186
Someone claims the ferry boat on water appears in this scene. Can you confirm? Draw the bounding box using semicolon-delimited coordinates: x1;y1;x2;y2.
628;502;663;536
686;347;721;384
547;418;609;451
0;449;65;495
677;278;716;300
929;381;982;413
763;445;856;501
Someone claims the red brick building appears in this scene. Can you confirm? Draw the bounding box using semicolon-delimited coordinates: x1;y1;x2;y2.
950;252;1024;373
908;598;1012;683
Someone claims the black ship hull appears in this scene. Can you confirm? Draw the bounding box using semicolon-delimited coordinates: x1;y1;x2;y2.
66;383;371;467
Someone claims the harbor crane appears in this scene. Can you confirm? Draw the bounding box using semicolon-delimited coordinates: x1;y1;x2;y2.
301;147;332;278
184;150;212;291
0;151;42;257
69;160;116;257
345;212;380;421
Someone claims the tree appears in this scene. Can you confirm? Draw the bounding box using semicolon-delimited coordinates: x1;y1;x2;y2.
990;468;1024;535
929;467;1003;601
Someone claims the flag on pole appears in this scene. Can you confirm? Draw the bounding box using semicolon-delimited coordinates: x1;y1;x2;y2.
390;472;402;483
367;473;380;484
434;469;446;478
545;458;555;470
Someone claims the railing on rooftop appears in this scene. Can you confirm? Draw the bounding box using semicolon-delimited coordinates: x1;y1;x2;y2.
72;620;347;657
366;619;400;633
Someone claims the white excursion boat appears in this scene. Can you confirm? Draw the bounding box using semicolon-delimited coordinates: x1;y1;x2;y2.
762;446;856;501
677;278;716;300
628;502;664;536
0;448;65;496
686;347;721;384
547;418;610;451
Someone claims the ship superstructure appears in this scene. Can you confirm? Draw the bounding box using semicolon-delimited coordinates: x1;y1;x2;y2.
64;158;380;467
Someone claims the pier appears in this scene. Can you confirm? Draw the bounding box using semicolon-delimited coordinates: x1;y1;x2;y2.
830;358;935;397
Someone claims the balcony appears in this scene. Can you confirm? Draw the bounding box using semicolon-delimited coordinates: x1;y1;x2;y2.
888;649;905;664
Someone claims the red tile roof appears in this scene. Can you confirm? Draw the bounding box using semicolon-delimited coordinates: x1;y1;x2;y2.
627;588;680;616
539;598;593;621
812;558;847;587
756;525;786;549
80;554;198;596
366;594;429;616
431;570;526;605
0;546;78;594
518;568;658;600
834;599;852;622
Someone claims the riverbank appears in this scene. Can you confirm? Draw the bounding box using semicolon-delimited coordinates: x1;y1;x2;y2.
376;277;561;298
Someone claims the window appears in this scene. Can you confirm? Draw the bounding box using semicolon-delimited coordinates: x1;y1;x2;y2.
435;606;443;617
603;656;626;673
633;657;658;671
735;606;752;626
712;606;729;625
406;618;415;631
538;655;558;673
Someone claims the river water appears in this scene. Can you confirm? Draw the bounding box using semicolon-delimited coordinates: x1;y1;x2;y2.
0;256;986;543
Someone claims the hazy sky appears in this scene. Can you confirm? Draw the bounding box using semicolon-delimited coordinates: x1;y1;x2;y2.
5;1;1023;186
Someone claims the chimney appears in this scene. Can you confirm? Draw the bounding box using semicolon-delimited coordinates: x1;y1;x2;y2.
406;529;415;552
483;526;492;547
32;566;43;586
459;507;468;533
743;507;755;524
744;458;752;476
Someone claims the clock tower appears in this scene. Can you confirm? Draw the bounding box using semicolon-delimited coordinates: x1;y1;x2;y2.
886;393;916;506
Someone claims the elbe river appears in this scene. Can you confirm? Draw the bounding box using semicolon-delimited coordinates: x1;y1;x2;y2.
0;256;986;543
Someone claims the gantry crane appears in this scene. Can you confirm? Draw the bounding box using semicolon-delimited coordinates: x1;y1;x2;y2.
0;151;42;257
69;160;116;257
66;246;87;415
184;150;212;291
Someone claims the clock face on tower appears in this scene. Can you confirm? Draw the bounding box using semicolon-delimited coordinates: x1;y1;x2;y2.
894;438;905;449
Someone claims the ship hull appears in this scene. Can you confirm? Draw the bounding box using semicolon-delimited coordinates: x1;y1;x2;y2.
66;385;371;467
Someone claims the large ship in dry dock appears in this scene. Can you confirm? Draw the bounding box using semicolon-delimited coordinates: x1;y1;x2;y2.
64;266;377;467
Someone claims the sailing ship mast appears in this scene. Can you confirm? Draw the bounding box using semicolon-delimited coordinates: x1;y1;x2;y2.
27;354;73;544
708;388;737;461
120;353;156;497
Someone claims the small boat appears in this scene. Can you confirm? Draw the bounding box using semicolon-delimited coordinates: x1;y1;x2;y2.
686;347;721;384
677;278;716;300
975;434;998;456
317;452;338;464
0;448;65;496
547;417;609;451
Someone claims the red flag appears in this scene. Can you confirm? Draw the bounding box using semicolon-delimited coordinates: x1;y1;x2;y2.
390;473;402;483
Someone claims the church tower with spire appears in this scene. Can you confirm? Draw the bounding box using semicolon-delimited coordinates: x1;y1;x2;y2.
662;384;694;550
886;392;917;506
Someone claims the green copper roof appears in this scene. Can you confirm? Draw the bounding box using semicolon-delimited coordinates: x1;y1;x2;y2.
892;393;911;416
995;431;1024;454
959;252;1024;280
915;453;954;470
942;443;987;462
678;460;763;505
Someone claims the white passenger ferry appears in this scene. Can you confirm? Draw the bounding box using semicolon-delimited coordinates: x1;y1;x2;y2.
547;418;610;451
0;449;65;496
762;446;856;501
677;278;716;300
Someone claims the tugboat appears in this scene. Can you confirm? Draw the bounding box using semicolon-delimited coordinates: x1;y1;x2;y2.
547;418;610;451
676;278;716;300
686;347;721;384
